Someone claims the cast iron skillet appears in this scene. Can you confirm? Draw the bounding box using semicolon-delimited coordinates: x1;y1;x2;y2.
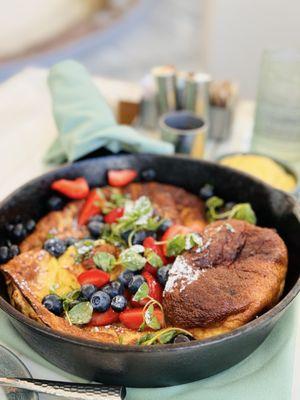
0;154;299;388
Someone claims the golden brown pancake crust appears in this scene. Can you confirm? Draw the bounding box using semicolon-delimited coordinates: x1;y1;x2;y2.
163;220;288;329
124;182;206;231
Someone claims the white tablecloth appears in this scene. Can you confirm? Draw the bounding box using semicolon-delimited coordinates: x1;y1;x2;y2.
0;68;298;400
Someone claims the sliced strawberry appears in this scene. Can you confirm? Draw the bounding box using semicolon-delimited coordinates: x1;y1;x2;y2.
77;269;110;288
78;189;103;225
51;177;89;199
131;271;163;307
108;169;137;187
143;236;167;265
119;308;164;330
88;308;119;327
143;263;158;276
161;225;193;256
104;207;124;224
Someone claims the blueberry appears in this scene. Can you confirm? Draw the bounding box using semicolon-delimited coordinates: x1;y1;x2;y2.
141;168;156;182
87;220;105;239
11;223;27;243
111;295;127;312
102;281;124;298
118;270;135;287
90;291;111;312
89;215;104;223
25;219;36;233
132;230;156;245
128;275;145;294
42;294;63;316
81;284;98;300
44;238;66;257
47;196;65;211
157;219;172;237
173;334;192;344
121;230;131;243
5;223;14;235
224;202;236;211
65;237;76;247
9;245;20;258
157;265;171;286
0;246;12;264
0;238;12;247
199;184;214;200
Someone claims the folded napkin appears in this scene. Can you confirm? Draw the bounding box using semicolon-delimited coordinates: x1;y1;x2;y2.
0;298;298;400
44;60;174;164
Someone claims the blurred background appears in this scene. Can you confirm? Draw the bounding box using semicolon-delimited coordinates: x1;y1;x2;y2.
1;0;300;98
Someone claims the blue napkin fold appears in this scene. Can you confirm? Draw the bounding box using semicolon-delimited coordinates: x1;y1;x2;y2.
44;60;174;164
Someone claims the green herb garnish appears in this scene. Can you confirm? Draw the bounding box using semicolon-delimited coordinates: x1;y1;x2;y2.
137;328;194;346
133;282;149;302
206;196;257;225
93;252;116;272
67;302;93;325
144;248;163;268
119;246;147;271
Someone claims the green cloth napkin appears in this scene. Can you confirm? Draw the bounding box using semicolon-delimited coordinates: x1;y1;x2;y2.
0;298;298;399
44;60;174;164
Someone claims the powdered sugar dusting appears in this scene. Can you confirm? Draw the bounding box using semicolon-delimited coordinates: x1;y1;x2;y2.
164;256;204;293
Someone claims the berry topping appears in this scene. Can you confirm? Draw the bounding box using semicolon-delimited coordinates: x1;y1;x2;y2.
47;195;65;211
157;265;171;287
102;281;124;298
90;291;111;312
42;294;63;316
81;284;98;300
128;275;145;294
87;220;105;239
111;295;128;312
43;238;67;258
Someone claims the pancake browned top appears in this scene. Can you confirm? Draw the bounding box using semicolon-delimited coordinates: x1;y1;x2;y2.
163;220;288;330
21;182;207;252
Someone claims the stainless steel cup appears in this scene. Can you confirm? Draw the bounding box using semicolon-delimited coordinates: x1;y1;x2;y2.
159;110;207;158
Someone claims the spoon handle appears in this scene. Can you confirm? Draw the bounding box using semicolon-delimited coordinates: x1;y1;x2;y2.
0;377;126;399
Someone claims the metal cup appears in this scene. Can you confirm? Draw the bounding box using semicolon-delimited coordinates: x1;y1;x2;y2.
159;110;207;158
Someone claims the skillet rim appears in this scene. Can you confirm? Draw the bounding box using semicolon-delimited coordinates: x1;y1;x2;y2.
0;154;299;353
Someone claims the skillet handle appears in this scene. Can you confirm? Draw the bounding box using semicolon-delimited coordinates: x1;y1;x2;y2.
0;377;126;399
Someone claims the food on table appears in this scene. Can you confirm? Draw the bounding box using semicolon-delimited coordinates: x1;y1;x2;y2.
219;153;297;192
0;169;288;346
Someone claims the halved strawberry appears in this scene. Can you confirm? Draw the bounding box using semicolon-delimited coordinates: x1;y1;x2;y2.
78;189;103;225
161;225;193;256
119;308;164;330
104;207;124;224
77;269;110;288
88;308;119;327
51;177;89;199
108;169;137;187
143;236;167;266
131;271;163;307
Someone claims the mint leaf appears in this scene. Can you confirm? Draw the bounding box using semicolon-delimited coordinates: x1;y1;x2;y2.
145;248;163;268
119;247;146;271
133;282;149;302
93;252;116;272
157;330;178;344
68;302;93;325
137;333;155;345
166;234;186;257
230;203;257;225
144;304;161;330
130;244;145;253
185;233;203;250
206;196;224;210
